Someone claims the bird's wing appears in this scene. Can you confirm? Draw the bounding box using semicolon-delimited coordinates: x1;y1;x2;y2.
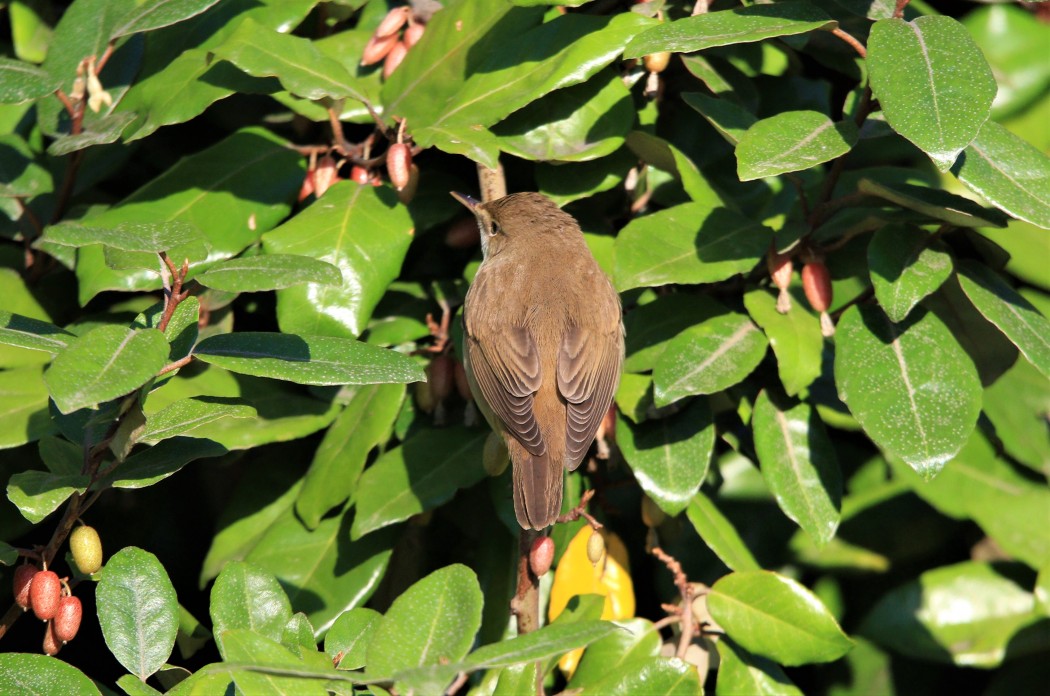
466;325;546;456
558;317;624;469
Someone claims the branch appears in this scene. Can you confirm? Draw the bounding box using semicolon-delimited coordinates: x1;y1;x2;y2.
893;0;910;19
555;489;603;530
511;529;540;635
476;161;506;202
651;546;696;660
830;27;866;59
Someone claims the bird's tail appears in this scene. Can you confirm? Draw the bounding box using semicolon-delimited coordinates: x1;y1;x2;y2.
509;439;563;530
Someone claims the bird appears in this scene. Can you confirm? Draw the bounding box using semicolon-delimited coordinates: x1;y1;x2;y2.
452;191;624;530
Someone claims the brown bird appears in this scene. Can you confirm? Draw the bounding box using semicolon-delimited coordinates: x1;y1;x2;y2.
452;191;625;530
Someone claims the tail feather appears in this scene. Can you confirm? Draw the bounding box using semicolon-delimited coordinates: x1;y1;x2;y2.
509;439;563;530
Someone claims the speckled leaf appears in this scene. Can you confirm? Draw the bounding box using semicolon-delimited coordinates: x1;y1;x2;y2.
0;58;59;104
736;111;857;181
868;223;953;322
624;294;726;374
618;399;714;516
192;332;424;387
44;325;170;414
0;654;101;695
983;357;1050;475
752;391;841;546
858;178;1008;228
615;203;770;292
957;261;1050;379
110;0;221;38
219;629;329;696
0;312;72;356
139;398;255;445
40;221;205;252
262;183;413;339
953;120;1050;230
715;638;803;696
46;112;138;156
682;92;756;145
0;134;53;197
653;312;768;406
210;561;292;660
579;656;703;695
7;470;89;523
569;619;662;689
625;2;836;58
687;492;761;572
834;304;981;479
708;570;852;665
195;254;342;293
867;16;997;171
325;608;382;670
744;289;823;396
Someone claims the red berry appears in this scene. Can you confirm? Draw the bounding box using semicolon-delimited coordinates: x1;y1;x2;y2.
361;32;399;66
297;171;315;202
374;6;411;38
52;596;82;643
13;564;37;610
350;165;370;185
404;21;426;48
29;570;61;621
313;154;340;198
386;143;412;191
768;249;794;314
42;622;61;656
801;261;832;313
529;536;554;577
383;41;409;79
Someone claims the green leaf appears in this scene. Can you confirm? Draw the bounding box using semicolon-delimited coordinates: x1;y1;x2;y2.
212;18;367;103
210;561;292;660
860;561;1044;668
367;565;483;691
296;383;405;529
110;0;223;39
7;470;89;523
736;111;856;181
618;399;714;516
351;427;488;539
44;325;170;414
965;5;1050;118
834;305;981;479
0;654;101;695
652;312;768;406
744;289;823;396
263;183;414;338
219;629;329;696
624;294;725;374
715;638;803;696
0;58;59;104
0;311;72;355
46;112;138;156
687;492;761;572
116;674;163;696
0;134;53;197
857;178;1009;228
193;332;424;387
245;509;395;636
467;620;617;670
624;131;721;205
615;203;770;292
40;221;206;252
569;619;661;688
579;656;703;695
195;255;342;293
867;16;997;171
868;223;953;323
682;92;756;146
325;608;382;670
983;357;1050;475
97;547;180;680
624;2;836;58
957;261;1050;380
140;397;256;445
752;391;841;546
708;570;853;665
108;437;228;489
0;367;53;449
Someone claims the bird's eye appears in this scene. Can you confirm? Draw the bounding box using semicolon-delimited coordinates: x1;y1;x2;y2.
489;221;501;236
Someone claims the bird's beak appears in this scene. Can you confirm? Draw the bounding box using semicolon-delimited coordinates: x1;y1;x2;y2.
450;191;480;212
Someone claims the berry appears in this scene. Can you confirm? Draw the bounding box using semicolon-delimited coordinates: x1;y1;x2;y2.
29;570;61;621
312;154;340;198
404;22;426;48
530;536;554;577
386;143;412;191
396;163;420;205
52;596;82;643
42;622;61;656
427;355;455;404
644;52;671;73
70;525;103;575
801;260;835;337
383;41;409;79
586;530;606;565
374;6;411;38
453;359;472;402
361;32;399;66
767;248;794;314
13;564;37;610
350;165;371;185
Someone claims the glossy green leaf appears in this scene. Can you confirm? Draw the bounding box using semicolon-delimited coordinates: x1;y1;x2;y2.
9;1;52;64
40;220;205;252
351;427;488;539
624;294;725;374
219;629;329;696
108;437;227;489
493;663;535;696
139;397;255;445
0;134;53;197
569;619;661;688
834;305;981;479
212;18;367;103
964;5;1050;118
858;178;1008;228
44;325;170;414
736;111;856;181
653;312;768;406
46;112;138;156
210;561;292;660
682;92;756;145
624;131;721;205
715;638;803;696
625;2;836;58
466;620;617;670
6;470;89;523
193;332;424;387
494;70;633;163
0;367;53;449
262;183;413;338
708;570;853;665
617;399;715;516
958;262;1050;379
687;492;761;572
744;289;823;396
753;391;841;546
0;654;101;696
615;203;770;292
868;223;952;323
579;656;702;695
110;0;221;38
983;357;1050;475
955;120;1050;231
0;311;72;356
195;254;342;293
296;383;405;529
97;547;179;680
867;16;997;171
861;561;1043;667
325;608;382;670
0;58;59;104
367;565;482;690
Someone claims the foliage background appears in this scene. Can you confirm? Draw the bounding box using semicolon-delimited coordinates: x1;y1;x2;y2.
0;0;1048;694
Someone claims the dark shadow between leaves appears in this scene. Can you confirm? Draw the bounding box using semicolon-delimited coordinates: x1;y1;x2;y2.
692;207;771;268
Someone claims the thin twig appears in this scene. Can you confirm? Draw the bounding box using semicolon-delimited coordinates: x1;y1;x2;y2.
893;0;910;19
94;42;116;73
555;489;603;529
651;546;695;660
830;27;866;59
157;355;194;377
